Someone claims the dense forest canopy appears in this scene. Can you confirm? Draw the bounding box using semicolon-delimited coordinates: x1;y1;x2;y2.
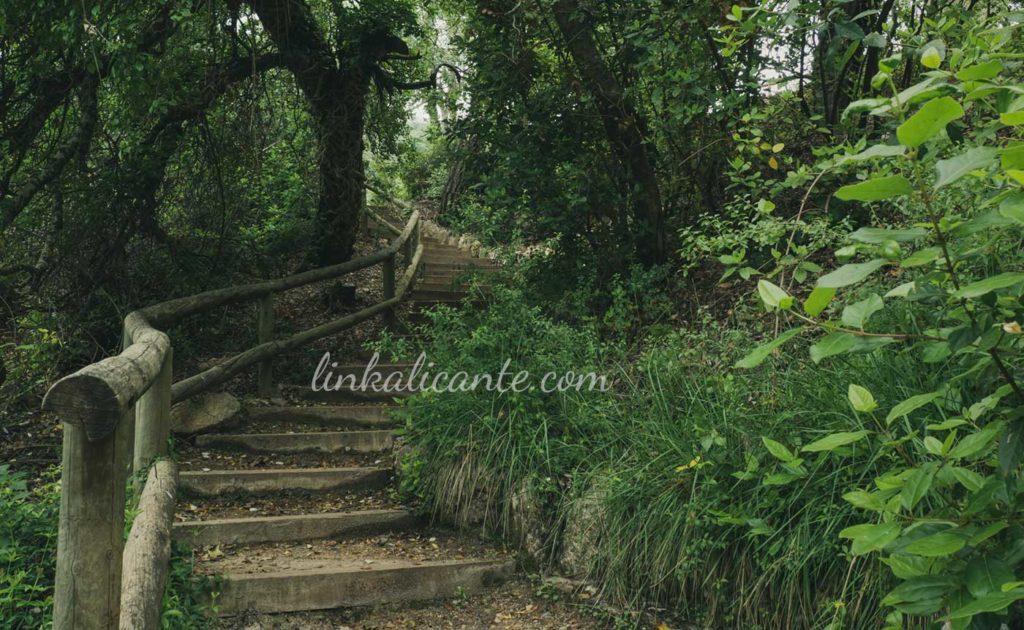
5;0;1024;627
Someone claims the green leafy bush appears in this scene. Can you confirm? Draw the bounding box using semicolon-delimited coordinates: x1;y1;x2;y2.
740;15;1024;627
0;465;58;628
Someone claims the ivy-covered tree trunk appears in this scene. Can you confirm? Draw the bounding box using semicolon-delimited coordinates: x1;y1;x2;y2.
312;73;370;264
551;0;665;266
248;0;368;264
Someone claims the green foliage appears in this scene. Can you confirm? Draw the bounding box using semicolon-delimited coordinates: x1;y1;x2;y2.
376;280;614;540
160;544;217;628
0;466;58;628
739;11;1024;626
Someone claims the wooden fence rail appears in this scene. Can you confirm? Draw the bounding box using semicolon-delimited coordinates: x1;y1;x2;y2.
42;208;422;629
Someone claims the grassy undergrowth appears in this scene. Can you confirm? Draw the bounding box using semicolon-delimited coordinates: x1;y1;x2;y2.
384;283;950;628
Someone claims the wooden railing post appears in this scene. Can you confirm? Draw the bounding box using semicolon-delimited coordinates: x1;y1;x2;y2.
383;253;397;328
403;223;414;261
133;346;172;474
53;412;131;629
257;293;275;397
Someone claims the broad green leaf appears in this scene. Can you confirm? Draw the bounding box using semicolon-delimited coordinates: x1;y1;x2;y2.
863;32;886;48
897;97;964;147
920;45;943;69
839;522;901;555
950;467;985;492
901;463;938;510
803;286;836;317
763;472;802;486
1001;145;1024;170
818;259;888;288
849;227;926;243
951;273;1024;299
843;490;886;511
882;575;958;608
965;557;1015;597
927;418;966;431
923;436;945;456
1001;111;1024;126
762;437;796;462
886;391;941;425
842;294;884;329
934;147;998;188
835;176;913;201
949;422;1004;460
904;532;965;556
835;144;906;165
948;589;1024;619
901;247;940;268
734;328;804;369
999;419;1024;476
757;279;793;310
802;430;870;453
971;521;1008;546
881;555;937;580
848;384;878;412
843;97;890;119
835;20;864;40
886;281;916;298
1000;193;1024;224
955;60;1003;81
810;332;857;363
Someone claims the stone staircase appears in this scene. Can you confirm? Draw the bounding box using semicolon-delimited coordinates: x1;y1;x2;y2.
171;236;510;618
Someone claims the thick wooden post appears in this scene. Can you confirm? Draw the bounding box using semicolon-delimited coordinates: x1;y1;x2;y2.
133;347;172;474
257;293;275;397
54;412;131;629
383;254;397;328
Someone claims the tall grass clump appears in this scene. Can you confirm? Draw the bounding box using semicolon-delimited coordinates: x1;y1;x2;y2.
582;332;953;628
377;282;622;552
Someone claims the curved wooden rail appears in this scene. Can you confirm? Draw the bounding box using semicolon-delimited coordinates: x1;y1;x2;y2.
43;208;422;630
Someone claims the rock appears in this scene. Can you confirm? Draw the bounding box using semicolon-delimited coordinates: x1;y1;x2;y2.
170;392;241;436
509;478;547;569
560;478;608;578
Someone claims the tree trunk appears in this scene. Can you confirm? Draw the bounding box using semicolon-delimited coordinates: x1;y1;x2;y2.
248;0;373;265
552;0;665;265
314;74;370;264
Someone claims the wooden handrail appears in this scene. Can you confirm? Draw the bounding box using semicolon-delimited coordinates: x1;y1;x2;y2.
43;204;423;630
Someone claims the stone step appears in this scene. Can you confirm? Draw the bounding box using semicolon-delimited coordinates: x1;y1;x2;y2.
244;405;396;429
417;277;491;288
213;558;515;615
409;289;471;301
179;467;391;498
195;430;394;454
280;384;413;404
326;362;415;378
409;298;486;311
173;509;419;546
421;258;498;268
417;256;493;266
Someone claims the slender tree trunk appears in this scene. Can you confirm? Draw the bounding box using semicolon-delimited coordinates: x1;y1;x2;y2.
552;0;665;265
